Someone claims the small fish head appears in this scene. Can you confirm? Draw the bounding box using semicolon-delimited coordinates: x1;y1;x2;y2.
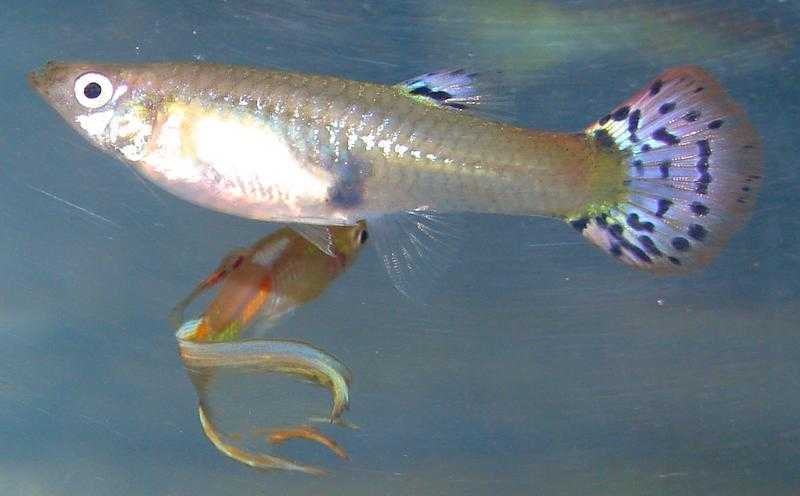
330;221;369;264
28;61;152;159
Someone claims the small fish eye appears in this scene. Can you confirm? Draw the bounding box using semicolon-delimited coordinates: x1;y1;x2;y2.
74;72;113;109
359;229;368;244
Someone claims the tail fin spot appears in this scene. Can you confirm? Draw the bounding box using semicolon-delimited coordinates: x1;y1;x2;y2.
688;224;708;241
672;237;691;251
612;106;630;121
658;102;676;114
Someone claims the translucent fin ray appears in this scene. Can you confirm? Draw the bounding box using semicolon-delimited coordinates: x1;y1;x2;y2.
368;209;464;301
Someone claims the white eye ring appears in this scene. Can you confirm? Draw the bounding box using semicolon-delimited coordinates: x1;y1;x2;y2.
74;72;114;109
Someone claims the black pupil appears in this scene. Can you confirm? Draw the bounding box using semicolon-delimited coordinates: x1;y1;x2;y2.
359;230;368;243
84;82;102;99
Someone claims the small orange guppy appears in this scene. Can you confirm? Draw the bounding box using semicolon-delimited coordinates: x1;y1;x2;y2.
171;222;367;342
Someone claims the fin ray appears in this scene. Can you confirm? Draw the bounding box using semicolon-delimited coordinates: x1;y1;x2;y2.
580;66;761;273
368;209;464;301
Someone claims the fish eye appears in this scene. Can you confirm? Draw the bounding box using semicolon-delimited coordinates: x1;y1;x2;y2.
359;229;368;244
74;72;113;109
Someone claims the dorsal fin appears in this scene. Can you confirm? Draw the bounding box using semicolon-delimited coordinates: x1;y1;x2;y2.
396;69;483;110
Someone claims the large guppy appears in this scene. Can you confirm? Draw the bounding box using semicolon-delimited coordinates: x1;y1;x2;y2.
28;62;761;274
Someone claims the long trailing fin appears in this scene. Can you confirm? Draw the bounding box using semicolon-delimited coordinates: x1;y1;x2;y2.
577;66;761;273
198;404;326;475
368;209;464;301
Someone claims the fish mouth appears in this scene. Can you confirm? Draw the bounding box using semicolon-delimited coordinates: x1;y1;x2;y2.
27;61;68;99
27;70;43;92
27;66;50;99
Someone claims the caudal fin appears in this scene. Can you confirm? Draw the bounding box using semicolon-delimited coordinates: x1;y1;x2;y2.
577;66;761;273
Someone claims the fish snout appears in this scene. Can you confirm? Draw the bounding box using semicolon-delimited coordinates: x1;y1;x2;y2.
27;68;45;94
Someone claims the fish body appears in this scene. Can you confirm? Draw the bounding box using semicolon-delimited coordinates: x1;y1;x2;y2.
171;222;367;342
28;62;621;224
30;62;761;273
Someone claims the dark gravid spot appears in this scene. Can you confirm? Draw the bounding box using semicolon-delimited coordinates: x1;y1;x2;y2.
641;144;652;152
598;114;611;126
688;224;707;241
329;183;364;208
697;139;711;157
594;129;615;148
668;256;681;265
655;198;672;218
659;102;676;114
653;127;680;145
638;235;663;256
628;109;641;132
684;110;700;122
650;79;664;96
671;237;691;251
359;229;369;244
612;106;630;121
708;119;724;129
570;218;589;232
327;157;371;208
694;86;704;93
742;186;751;192
659;161;671;179
690;202;709;216
627;213;654;232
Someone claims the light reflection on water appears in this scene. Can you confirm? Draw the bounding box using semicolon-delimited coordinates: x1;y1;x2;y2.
1;1;799;494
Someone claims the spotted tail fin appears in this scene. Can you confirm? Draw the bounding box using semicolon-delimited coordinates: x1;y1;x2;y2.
578;66;761;273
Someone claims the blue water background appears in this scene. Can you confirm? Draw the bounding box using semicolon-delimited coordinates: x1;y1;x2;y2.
1;1;799;494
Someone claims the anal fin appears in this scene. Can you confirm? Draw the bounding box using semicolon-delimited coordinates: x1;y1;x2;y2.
368;208;464;301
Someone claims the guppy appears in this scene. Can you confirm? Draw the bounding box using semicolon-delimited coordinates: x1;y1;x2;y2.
28;62;761;273
170;221;367;342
